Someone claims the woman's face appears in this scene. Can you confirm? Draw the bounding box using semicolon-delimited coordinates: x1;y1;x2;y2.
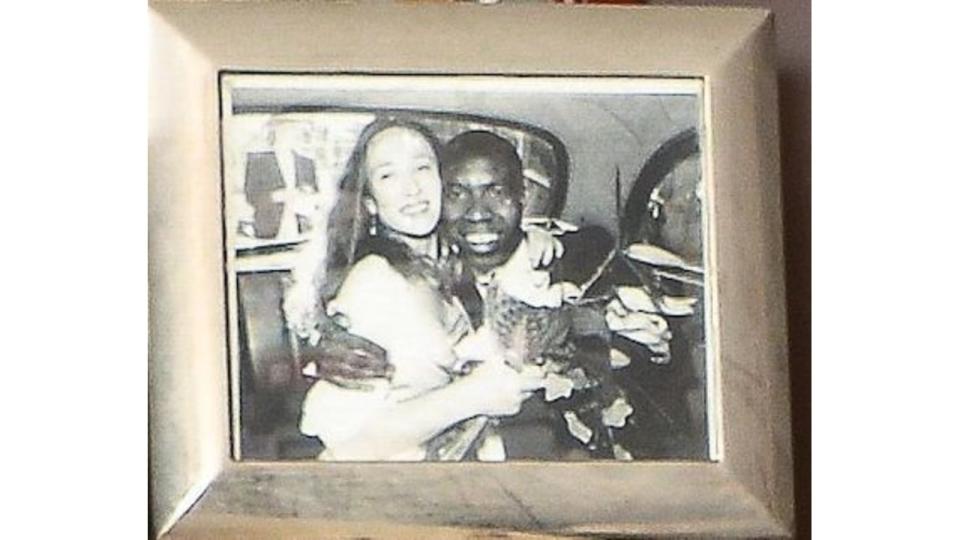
363;126;442;238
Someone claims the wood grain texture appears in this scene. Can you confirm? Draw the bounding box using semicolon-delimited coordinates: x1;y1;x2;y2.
149;2;793;537
705;14;794;532
149;11;228;538
171;462;783;537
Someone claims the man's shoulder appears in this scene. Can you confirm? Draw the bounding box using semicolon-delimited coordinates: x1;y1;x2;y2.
557;225;615;254
553;225;616;285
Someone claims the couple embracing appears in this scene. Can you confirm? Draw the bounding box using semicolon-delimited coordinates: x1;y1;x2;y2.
285;118;623;461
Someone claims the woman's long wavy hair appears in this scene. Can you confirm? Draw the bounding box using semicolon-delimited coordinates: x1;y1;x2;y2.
294;117;460;315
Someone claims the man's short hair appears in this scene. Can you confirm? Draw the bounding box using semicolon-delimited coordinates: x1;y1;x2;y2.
441;130;524;195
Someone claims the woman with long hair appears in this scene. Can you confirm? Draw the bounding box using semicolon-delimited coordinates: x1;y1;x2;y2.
290;117;541;461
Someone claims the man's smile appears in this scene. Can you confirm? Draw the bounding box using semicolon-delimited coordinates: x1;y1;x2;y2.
463;231;501;253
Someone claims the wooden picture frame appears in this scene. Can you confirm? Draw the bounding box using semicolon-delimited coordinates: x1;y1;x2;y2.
149;2;792;537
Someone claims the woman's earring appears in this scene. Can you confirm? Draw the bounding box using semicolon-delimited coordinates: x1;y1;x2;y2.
363;197;378;236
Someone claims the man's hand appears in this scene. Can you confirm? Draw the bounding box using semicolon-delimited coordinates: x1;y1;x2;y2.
299;325;393;391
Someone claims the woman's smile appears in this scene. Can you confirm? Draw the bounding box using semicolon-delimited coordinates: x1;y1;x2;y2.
363;126;443;238
400;200;431;216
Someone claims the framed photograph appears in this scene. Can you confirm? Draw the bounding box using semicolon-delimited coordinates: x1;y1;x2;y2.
150;2;793;538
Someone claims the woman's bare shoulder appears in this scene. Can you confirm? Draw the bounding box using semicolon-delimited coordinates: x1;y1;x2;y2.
332;254;409;314
339;254;404;290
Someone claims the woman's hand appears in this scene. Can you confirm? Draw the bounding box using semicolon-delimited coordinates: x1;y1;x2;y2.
459;361;538;417
523;226;564;269
452;325;503;371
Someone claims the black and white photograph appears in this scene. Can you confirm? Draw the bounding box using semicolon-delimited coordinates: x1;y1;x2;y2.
221;74;715;463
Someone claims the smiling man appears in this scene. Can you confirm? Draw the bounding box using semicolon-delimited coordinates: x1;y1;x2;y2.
440;130;614;459
441;131;607;316
441;131;526;277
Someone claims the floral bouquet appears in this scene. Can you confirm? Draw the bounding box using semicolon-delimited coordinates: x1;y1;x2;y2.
483;277;574;368
475;220;702;460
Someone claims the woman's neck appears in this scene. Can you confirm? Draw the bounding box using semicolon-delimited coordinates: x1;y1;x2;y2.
381;228;438;259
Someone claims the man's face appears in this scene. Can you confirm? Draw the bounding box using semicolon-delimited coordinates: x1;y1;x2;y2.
443;156;524;274
649;155;702;265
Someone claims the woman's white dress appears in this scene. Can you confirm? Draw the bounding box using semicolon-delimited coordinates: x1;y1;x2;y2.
299;254;477;461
